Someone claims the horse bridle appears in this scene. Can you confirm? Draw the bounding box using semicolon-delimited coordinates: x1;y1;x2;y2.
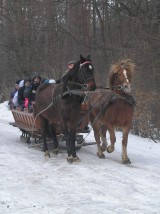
64;61;94;90
79;61;95;89
114;69;131;91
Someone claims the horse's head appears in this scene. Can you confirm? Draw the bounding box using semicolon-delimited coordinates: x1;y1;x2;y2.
77;54;96;91
62;55;96;92
109;59;135;94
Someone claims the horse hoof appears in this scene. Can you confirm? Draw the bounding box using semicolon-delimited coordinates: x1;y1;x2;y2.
107;146;114;153
45;153;51;158
123;159;131;164
99;154;105;159
67;156;73;163
53;149;58;155
67;156;80;163
72;156;81;162
97;152;105;159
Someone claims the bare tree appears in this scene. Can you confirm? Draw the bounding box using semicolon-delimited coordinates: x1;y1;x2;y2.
0;0;159;139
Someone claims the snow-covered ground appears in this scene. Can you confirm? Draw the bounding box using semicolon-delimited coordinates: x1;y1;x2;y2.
0;101;160;214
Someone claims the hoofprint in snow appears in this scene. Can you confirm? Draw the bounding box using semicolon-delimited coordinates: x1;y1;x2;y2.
0;101;160;214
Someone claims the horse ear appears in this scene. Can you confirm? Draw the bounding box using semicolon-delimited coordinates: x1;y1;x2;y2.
87;55;91;61
80;54;84;62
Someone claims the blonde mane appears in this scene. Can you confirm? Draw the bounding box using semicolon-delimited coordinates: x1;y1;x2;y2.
109;59;135;88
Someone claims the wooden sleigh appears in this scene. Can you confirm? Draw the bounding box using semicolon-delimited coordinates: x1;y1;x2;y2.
11;103;95;150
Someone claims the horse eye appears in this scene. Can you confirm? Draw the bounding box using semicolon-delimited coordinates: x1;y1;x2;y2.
118;73;121;76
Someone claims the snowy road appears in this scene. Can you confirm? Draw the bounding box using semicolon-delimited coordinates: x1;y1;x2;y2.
0;101;160;214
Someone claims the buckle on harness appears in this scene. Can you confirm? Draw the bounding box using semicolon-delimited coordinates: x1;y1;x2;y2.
118;85;123;90
83;84;88;90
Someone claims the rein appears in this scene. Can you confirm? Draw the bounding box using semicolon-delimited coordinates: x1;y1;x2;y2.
67;80;88;89
103;85;123;91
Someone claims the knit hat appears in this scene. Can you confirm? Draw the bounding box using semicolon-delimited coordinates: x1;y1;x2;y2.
31;72;41;80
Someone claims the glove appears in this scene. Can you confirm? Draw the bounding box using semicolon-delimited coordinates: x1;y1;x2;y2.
56;79;61;84
49;79;56;84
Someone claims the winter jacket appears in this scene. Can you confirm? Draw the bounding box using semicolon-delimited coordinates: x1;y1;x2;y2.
30;82;41;101
18;86;32;108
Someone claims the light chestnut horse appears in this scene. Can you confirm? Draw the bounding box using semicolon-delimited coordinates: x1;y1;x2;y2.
88;59;136;164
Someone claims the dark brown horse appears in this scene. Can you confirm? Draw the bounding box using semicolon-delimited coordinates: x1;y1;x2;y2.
88;59;136;164
35;55;96;163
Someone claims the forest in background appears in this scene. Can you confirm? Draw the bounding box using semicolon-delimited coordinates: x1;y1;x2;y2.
0;0;159;140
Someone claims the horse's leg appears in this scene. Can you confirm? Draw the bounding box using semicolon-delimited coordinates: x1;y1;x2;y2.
69;130;80;163
42;133;50;157
49;124;59;155
66;121;80;163
66;139;73;163
59;118;73;161
107;126;116;153
122;128;131;164
93;123;106;158
63;122;72;162
100;125;108;152
89;111;105;158
37;116;50;157
64;130;72;160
